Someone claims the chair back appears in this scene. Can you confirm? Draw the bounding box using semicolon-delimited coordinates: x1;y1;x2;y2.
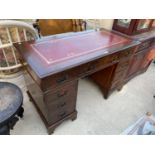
37;19;86;36
0;20;39;75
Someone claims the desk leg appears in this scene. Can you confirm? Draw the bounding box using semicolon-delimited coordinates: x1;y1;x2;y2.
17;107;24;118
117;85;123;91
97;88;110;99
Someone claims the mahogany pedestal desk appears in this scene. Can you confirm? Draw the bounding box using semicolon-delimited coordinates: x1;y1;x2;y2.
14;29;140;134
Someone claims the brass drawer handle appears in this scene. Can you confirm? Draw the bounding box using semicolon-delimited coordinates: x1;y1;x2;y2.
56;74;68;84
87;63;96;71
57;102;66;108
57;90;68;98
112;56;118;60
141;44;146;49
125;51;130;55
59;112;66;118
120;50;130;57
111;57;118;63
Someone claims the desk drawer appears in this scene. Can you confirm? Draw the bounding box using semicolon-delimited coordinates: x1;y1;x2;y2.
79;60;99;77
98;54;120;73
47;96;76;124
138;40;151;51
44;81;78;124
119;47;134;59
42;68;79;91
109;54;119;63
48;95;76;114
79;54;119;77
98;53;119;67
44;81;78;103
99;54;119;64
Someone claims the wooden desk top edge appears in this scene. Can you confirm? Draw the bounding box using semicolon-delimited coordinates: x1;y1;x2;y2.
14;29;140;78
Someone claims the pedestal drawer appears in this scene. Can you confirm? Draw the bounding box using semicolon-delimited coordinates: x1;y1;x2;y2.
119;47;134;59
44;80;78;103
42;68;79;91
47;96;76;124
43;81;78;124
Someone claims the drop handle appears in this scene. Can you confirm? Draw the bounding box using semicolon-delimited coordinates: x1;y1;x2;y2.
57;90;68;98
59;112;66;118
58;102;66;108
88;63;96;71
56;74;68;84
125;51;130;56
112;56;118;63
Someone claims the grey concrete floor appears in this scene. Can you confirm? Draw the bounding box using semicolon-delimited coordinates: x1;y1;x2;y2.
1;63;155;135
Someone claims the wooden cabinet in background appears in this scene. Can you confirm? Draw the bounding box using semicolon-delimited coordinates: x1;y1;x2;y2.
36;19;86;36
113;19;154;35
113;19;155;83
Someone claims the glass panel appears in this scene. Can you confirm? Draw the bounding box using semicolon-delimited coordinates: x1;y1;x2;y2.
137;19;151;30
117;19;131;28
152;20;155;27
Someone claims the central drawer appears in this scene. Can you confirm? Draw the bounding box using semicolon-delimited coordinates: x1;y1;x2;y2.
119;47;135;58
79;53;120;77
138;40;151;51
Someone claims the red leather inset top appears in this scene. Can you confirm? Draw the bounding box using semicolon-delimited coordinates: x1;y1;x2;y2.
30;31;130;65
